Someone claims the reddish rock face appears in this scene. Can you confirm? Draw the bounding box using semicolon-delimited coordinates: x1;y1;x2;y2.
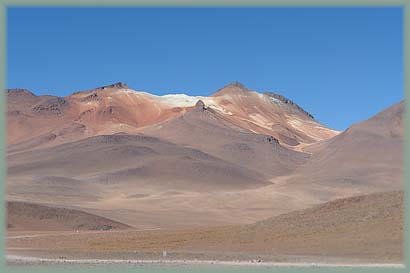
6;82;339;150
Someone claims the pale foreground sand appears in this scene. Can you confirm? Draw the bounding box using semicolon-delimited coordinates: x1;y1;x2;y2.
7;255;404;268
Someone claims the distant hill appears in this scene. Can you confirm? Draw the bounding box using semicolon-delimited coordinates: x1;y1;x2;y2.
7;201;131;231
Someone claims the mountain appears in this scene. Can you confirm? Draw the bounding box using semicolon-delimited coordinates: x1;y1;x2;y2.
7;134;270;195
208;82;339;149
6;82;338;153
6;83;193;151
5;82;403;229
141;99;309;177
283;101;404;201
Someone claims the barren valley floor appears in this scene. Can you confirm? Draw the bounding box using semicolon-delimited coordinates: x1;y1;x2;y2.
7;191;403;266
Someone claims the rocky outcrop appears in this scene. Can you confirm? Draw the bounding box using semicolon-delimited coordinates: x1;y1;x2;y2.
195;100;207;110
100;106;115;115
266;135;280;145
75;109;94;121
72;82;128;95
95;82;128;90
264;92;314;119
80;92;99;102
32;97;68;114
6;88;37;97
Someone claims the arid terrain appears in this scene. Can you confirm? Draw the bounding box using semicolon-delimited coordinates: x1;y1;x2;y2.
7;191;403;265
5;82;404;266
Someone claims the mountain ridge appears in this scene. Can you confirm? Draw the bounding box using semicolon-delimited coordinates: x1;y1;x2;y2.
6;81;317;123
6;82;339;151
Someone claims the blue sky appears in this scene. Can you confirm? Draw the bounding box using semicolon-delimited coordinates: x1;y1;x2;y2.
7;7;403;130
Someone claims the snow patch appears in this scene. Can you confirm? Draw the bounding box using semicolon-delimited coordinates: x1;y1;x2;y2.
153;94;217;108
158;94;199;107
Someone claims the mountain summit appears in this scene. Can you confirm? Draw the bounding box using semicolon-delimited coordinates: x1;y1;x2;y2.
6;82;339;151
211;81;252;97
5;81;403;243
95;82;128;90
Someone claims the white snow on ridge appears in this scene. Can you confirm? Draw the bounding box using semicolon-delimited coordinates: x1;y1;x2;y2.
158;94;200;107
154;94;217;108
112;88;221;109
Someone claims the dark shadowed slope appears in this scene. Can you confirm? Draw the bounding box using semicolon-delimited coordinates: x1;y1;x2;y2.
7;133;270;203
7;201;131;231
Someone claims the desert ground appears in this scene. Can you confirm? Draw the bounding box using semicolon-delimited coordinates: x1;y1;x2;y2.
7;191;403;266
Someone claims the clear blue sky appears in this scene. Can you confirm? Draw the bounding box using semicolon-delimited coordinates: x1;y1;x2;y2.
7;7;403;130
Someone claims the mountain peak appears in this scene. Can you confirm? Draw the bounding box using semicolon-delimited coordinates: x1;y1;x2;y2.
211;81;251;97
72;82;129;95
227;81;247;89
6;88;37;97
95;82;128;90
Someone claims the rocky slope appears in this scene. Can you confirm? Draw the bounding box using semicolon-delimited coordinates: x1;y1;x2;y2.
7;82;338;153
